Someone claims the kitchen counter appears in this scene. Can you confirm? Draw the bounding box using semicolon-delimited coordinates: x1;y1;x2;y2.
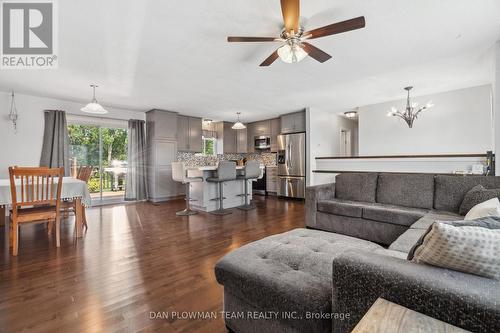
186;165;264;212
187;165;265;171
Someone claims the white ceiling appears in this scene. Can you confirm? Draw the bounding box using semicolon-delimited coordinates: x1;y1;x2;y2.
1;0;499;122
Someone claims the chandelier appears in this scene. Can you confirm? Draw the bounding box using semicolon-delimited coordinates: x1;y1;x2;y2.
387;86;434;128
9;91;18;132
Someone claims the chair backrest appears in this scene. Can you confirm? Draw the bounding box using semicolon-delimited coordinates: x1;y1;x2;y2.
9;167;64;212
172;162;186;183
77;166;94;183
244;160;261;179
216;161;237;181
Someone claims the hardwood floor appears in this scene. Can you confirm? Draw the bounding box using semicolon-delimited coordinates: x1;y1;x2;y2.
0;196;305;332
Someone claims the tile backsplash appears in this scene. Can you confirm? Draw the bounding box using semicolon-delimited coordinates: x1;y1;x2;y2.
177;152;277;167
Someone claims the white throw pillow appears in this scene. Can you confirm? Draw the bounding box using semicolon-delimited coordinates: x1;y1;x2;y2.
464;198;500;220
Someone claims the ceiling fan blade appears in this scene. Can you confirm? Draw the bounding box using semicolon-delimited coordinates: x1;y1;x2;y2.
260;50;280;67
304;16;365;40
280;0;300;33
227;37;279;42
302;42;332;63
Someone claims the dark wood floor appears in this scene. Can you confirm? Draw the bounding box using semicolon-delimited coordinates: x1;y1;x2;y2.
0;196;305;333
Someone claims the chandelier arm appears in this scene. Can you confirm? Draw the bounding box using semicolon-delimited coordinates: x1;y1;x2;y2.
392;113;407;121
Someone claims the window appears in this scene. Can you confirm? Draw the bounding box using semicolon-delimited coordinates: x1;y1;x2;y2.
67;115;128;203
202;136;216;156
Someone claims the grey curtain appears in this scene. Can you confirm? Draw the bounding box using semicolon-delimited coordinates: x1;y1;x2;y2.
125;119;148;201
40;110;70;176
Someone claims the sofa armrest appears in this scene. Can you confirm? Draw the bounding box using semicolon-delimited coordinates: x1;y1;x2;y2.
331;250;500;333
305;183;335;228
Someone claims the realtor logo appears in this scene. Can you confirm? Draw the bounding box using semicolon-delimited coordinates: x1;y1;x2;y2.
1;0;58;69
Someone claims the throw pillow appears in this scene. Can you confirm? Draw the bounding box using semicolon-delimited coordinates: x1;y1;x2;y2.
459;185;500;215
464;197;500;220
407;216;500;280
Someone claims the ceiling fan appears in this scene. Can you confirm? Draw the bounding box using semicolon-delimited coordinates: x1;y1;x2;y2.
227;0;366;66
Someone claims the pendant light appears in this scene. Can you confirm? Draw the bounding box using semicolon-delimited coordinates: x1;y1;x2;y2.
81;84;108;114
232;112;246;130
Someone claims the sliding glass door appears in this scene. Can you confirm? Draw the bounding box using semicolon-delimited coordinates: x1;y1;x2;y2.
68;119;128;204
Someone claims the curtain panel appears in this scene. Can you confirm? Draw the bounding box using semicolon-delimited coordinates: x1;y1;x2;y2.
125;119;148;201
40;110;70;176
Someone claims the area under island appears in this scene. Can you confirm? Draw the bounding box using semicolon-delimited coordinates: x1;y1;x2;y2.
186;165;264;212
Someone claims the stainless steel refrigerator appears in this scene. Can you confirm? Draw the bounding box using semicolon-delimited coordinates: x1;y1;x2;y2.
277;133;306;199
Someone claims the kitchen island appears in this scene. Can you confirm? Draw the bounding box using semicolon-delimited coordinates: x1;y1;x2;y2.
186;165;264;212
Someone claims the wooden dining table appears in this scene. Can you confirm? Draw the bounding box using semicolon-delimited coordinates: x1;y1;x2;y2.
0;177;91;239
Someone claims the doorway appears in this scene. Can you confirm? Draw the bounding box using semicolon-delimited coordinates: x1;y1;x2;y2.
340;129;352;157
68;121;128;204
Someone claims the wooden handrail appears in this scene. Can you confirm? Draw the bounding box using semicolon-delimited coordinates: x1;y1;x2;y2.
315;153;488;160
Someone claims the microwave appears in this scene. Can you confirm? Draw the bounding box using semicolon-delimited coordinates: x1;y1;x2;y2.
254;136;271;150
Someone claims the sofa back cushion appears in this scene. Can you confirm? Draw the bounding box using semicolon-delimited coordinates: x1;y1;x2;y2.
434;175;500;212
376;173;435;209
335;173;378;203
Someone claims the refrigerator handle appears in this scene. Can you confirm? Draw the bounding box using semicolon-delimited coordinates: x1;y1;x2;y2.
289;141;293;169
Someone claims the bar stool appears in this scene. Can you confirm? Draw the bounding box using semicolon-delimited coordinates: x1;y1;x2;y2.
172;162;202;216
237;160;261;211
206;161;237;215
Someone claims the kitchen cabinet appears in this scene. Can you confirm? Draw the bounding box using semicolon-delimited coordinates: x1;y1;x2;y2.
236;127;247;153
281;110;306;134
266;166;278;194
146;109;178;140
177;116;202;152
146;110;181;202
270;118;281;152
223;122;237;153
246;122;256;153
217;122;247;153
254;120;271;136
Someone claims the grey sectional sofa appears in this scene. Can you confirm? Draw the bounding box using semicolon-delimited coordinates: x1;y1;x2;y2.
215;173;500;333
306;173;500;245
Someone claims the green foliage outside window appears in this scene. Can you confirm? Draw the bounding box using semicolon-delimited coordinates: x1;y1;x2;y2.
203;137;216;156
68;124;127;167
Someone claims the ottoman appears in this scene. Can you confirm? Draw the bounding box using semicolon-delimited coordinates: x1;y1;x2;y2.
214;228;388;333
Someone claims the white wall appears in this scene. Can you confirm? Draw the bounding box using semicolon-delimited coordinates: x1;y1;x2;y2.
0;91;145;178
494;41;500;174
306;108;358;185
358;85;493;155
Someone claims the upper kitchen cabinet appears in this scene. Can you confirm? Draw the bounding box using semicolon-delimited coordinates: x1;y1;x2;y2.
270;118;280;152
177;115;202;152
280;110;306;134
236;127;247;153
217;122;247;154
254;120;271;136
146;109;178;140
246;122;256;153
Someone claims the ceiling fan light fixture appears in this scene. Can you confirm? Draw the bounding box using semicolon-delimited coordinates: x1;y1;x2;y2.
277;42;307;64
81;84;108;114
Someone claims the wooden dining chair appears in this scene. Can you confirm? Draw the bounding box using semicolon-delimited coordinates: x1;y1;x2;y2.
9;167;64;256
61;166;93;228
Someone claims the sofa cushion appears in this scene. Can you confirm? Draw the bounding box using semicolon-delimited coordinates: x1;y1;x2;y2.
408;217;500;280
335;173;378;203
362;204;428;227
411;211;463;229
215;228;385;331
376;173;435;209
389;228;427;253
317;199;364;218
316;213;407;246
434;175;500;212
459;185;500;215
